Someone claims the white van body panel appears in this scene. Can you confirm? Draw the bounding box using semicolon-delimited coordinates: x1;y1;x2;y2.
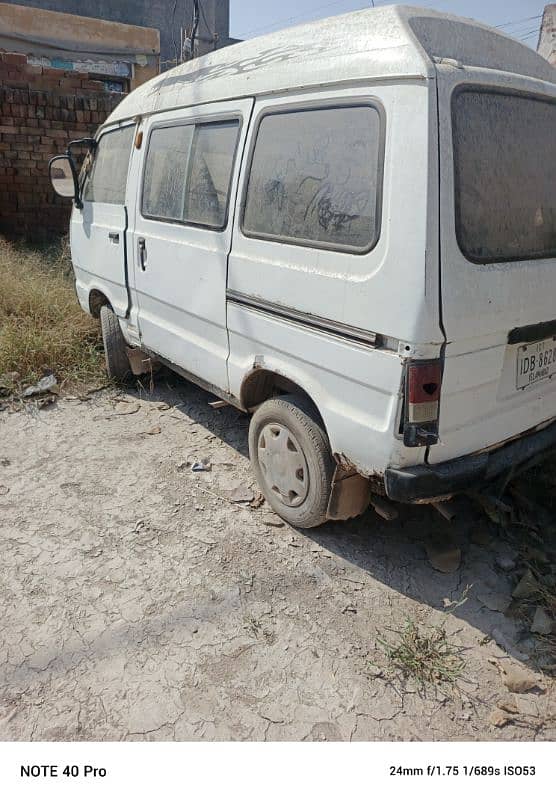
227;304;414;474
71;193;130;317
103;6;434;126
432;66;556;464
71;122;137;319
226;81;440;476
125;99;254;391
227;83;440;344
102;5;553;129
68;5;555;501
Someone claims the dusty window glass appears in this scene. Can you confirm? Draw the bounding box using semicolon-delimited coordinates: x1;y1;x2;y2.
83;126;134;204
142;125;194;221
243;106;382;252
453;90;556;262
184;121;239;228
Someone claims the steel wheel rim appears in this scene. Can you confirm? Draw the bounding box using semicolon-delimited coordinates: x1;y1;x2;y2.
257;422;309;507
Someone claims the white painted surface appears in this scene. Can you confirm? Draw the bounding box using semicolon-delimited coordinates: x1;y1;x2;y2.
431;66;556;464
71;201;129;318
68;5;556;488
101;4;554;129
127;99;253;391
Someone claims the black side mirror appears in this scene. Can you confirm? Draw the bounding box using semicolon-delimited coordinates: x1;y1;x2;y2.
49;154;81;208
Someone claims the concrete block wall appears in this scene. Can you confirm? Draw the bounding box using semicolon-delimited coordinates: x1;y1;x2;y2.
0;51;122;239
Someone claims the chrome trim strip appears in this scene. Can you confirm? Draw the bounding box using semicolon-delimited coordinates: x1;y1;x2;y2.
226;289;378;347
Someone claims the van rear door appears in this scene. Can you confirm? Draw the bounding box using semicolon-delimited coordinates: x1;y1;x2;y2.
433;68;556;464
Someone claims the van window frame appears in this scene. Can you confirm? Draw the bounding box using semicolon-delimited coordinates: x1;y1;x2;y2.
239;100;386;255
451;84;556;265
81;122;136;205
139;115;242;232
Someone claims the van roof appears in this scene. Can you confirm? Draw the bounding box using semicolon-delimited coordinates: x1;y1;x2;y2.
104;3;556;126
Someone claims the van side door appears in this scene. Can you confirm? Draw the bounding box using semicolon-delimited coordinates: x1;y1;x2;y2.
129;99;254;392
71;124;136;317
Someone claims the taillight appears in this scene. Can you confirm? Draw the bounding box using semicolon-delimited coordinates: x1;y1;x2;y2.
403;360;442;447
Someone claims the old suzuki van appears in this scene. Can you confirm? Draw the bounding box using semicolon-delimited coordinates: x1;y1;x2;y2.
50;5;556;528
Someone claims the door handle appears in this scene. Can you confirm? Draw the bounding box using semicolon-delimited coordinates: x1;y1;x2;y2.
108;232;119;243
138;237;147;271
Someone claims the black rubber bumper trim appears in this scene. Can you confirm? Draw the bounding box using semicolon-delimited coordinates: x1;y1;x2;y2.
508;318;556;345
385;418;556;503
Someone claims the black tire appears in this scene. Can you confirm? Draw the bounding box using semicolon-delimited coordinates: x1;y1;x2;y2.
249;394;335;528
100;305;131;380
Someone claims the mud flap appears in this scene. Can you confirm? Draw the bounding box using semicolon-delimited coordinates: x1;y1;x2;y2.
125;347;160;376
327;467;371;520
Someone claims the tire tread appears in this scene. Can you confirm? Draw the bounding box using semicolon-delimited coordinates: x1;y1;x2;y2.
249;393;335;528
100;305;130;380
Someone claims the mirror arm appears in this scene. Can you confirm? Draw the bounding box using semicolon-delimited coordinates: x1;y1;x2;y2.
67;151;82;209
65;140;95;209
67;137;96;155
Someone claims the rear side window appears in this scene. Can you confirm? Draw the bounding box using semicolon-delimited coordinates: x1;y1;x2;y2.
452;89;556;263
83;126;134;204
242;105;383;253
142;120;239;229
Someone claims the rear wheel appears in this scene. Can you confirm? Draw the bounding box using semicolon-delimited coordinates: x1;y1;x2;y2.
248;394;335;528
100;305;131;380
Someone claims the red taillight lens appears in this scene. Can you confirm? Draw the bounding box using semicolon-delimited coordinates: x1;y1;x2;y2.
404;360;442;446
407;361;442;423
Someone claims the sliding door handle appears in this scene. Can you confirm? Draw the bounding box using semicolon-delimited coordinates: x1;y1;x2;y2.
108;231;119;243
138;237;147;271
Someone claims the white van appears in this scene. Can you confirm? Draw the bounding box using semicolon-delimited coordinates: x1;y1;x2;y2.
50;5;556;528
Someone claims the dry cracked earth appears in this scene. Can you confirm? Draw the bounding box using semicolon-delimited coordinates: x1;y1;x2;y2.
1;374;555;741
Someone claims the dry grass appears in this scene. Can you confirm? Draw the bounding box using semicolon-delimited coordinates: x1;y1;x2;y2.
377;618;466;687
0;236;104;389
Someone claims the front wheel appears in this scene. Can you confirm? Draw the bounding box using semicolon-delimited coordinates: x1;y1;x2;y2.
100;305;131;380
248;394;335;528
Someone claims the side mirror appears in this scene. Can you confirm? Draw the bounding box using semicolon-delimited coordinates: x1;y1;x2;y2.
49;154;81;208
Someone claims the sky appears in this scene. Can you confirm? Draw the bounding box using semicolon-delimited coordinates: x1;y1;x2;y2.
229;0;546;51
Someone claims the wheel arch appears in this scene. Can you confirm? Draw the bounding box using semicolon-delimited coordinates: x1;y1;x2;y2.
88;289;111;318
240;367;327;431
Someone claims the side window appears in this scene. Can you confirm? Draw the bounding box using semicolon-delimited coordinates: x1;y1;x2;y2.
142;119;240;229
184;121;239;228
142;125;194;220
242;106;383;253
83;126;134;204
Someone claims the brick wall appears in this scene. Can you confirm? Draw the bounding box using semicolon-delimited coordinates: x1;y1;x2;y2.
0;51;123;239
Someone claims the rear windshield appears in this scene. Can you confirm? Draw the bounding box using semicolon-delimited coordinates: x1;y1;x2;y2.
452;89;556;263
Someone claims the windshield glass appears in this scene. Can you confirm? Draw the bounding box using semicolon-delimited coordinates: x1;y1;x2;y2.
452;88;556;263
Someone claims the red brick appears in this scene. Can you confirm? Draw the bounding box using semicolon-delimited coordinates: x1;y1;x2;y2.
59;77;82;90
23;64;43;76
2;53;27;66
81;79;105;91
42;67;64;78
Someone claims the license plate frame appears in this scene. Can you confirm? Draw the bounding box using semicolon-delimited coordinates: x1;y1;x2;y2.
516;336;556;390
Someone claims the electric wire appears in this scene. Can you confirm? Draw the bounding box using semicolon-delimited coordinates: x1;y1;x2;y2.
495;14;542;29
234;2;543;49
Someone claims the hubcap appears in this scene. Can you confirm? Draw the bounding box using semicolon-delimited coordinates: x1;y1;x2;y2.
257;423;309;507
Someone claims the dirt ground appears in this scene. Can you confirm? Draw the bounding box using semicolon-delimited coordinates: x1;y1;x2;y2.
1;374;555;741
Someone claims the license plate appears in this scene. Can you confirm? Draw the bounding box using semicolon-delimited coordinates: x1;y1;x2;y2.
516;337;556;389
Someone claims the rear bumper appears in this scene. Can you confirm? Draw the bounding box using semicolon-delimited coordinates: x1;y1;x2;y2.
385;418;556;503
